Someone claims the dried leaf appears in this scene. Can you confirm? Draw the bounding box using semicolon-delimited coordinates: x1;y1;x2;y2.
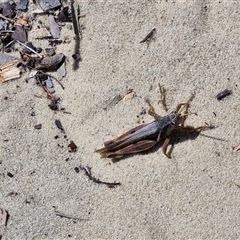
0;60;21;82
0;1;16;18
57;7;70;22
12;25;27;42
37;0;61;12
35;53;65;71
1;209;9;227
55;119;64;131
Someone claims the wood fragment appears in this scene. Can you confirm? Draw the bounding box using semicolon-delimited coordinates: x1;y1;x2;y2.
123;90;135;101
232;143;240;152
0;60;21;82
234;183;240;188
140;28;156;43
71;0;81;70
17;16;29;27
1;209;9;227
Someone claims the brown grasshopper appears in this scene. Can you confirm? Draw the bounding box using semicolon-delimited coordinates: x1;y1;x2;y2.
95;94;210;158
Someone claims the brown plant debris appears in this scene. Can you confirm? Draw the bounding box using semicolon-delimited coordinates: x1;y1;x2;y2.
79;165;121;187
0;60;21;82
216;89;232;100
68;141;77;152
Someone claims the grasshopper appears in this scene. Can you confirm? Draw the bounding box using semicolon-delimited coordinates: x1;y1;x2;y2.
95;94;210;158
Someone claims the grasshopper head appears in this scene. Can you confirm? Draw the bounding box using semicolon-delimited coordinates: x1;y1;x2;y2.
169;111;181;126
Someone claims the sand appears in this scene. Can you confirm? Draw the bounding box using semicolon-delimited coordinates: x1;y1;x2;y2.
0;1;239;239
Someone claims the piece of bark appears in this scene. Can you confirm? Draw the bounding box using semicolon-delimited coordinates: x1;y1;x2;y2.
35;53;65;71
0;60;21;82
17;16;29;27
48;15;60;39
232;144;240;152
12;25;27;42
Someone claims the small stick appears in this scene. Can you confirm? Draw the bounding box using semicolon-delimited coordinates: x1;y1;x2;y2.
71;0;81;70
140;28;156;43
79;165;121;187
4;39;15;48
16;40;43;58
0;30;14;33
0;13;14;23
216;89;232;100
158;83;168;112
55;211;89;221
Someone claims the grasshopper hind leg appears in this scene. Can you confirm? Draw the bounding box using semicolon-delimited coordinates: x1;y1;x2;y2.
162;138;173;159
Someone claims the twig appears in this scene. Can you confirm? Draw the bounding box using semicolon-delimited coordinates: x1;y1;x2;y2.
55;211;89;221
79;165;121;187
232;143;240;152
71;0;81;70
16;40;43;58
